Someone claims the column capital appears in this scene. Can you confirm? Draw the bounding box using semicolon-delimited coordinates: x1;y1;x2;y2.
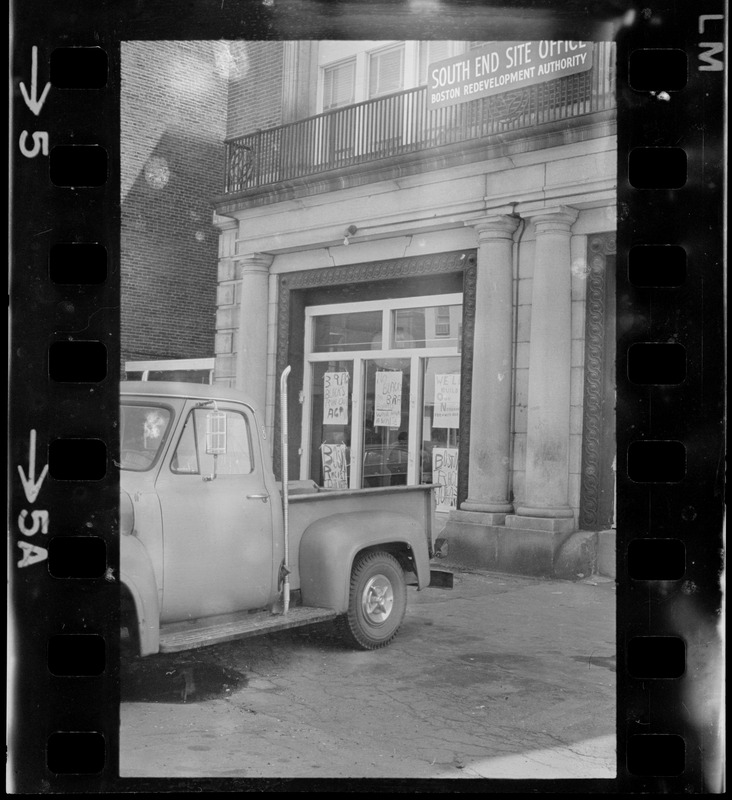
528;206;579;234
234;252;274;274
471;214;521;242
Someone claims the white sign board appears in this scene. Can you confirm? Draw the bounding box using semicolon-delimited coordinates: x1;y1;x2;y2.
433;373;460;428
432;447;459;512
428;41;593;110
374;371;403;428
323;371;349;425
320;442;349;489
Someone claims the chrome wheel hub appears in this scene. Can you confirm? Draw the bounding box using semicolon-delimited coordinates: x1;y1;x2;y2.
361;574;394;624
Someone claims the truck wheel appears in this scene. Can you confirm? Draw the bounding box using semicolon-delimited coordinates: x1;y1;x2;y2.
342;551;407;650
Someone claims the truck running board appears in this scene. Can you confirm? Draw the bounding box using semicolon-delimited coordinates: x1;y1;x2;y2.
158;606;339;653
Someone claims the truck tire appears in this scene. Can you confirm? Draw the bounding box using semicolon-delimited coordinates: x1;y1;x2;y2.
341;551;407;650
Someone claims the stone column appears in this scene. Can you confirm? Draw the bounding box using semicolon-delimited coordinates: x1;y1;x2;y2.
509;207;577;531
235;252;273;415
459;214;519;523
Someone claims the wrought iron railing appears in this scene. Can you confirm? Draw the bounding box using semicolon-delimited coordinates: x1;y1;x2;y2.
225;43;615;194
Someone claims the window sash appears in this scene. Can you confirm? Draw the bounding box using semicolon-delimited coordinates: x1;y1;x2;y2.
323;60;356;110
368;46;404;98
418;41;452;85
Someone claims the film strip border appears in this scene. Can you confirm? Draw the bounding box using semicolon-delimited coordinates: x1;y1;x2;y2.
616;6;726;792
10;34;121;788
8;1;726;793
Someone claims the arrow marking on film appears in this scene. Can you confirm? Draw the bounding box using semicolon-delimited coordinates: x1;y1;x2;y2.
17;429;49;503
19;46;51;116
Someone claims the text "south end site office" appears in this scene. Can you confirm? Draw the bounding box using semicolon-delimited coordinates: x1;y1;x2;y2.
430;41;590;103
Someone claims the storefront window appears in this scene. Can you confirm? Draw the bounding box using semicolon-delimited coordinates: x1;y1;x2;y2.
420;356;461;512
392;304;462;348
312;311;382;352
303;295;462;502
308;361;353;488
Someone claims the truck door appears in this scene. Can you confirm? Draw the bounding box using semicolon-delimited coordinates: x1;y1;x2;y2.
155;403;275;622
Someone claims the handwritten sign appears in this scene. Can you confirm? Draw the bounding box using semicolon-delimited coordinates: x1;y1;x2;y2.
320;443;348;489
434;373;460;428
323;371;349;425
374;371;402;428
432;447;459;512
428;41;593;110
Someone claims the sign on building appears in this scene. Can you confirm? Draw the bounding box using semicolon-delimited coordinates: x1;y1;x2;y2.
320;442;349;489
432;447;459;512
323;371;349;425
428;41;593;110
433;373;460;428
374;371;403;428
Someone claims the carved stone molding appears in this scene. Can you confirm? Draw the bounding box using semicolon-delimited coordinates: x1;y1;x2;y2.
579;231;616;530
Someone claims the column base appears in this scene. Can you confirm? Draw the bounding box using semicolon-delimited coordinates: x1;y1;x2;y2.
452;508;508;527
514;504;575;519
506;514;576;534
461;498;514;517
442;514;582;577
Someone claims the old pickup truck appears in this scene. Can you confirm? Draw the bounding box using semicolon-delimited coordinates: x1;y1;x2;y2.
119;375;449;657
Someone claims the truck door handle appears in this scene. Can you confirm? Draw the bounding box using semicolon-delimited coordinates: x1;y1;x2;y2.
247;493;269;503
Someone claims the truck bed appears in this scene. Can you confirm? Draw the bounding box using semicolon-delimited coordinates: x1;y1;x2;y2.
279;483;436;593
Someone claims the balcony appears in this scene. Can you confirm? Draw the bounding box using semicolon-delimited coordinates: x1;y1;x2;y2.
224;43;615;195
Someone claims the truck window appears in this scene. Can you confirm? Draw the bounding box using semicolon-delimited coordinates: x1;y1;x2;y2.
120;405;172;471
171;408;254;475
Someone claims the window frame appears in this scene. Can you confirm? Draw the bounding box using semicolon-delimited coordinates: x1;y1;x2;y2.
170;406;255;477
119;401;175;472
367;43;406;99
321;56;357;111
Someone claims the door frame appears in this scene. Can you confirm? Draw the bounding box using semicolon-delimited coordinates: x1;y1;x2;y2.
579;232;616;530
274;250;476;508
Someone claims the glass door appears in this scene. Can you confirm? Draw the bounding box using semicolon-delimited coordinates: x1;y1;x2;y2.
361;358;411;488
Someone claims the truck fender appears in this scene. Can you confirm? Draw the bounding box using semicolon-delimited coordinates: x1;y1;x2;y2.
120;535;161;656
298;510;431;613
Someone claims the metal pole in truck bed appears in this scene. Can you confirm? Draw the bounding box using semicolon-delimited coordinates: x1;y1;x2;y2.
279;365;292;613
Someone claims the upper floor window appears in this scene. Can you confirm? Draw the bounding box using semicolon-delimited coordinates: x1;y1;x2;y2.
323;59;356;110
316;41;473;114
368;45;405;98
417;41;453;84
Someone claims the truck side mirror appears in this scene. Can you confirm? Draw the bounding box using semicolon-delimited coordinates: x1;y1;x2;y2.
205;410;227;455
203;410;227;481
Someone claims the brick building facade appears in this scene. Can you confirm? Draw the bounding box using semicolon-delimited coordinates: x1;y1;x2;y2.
121;41;228;366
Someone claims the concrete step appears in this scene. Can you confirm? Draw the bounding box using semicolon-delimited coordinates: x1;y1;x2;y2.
159;606;339;653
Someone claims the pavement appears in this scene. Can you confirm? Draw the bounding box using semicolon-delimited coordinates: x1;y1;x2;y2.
119;564;616;782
